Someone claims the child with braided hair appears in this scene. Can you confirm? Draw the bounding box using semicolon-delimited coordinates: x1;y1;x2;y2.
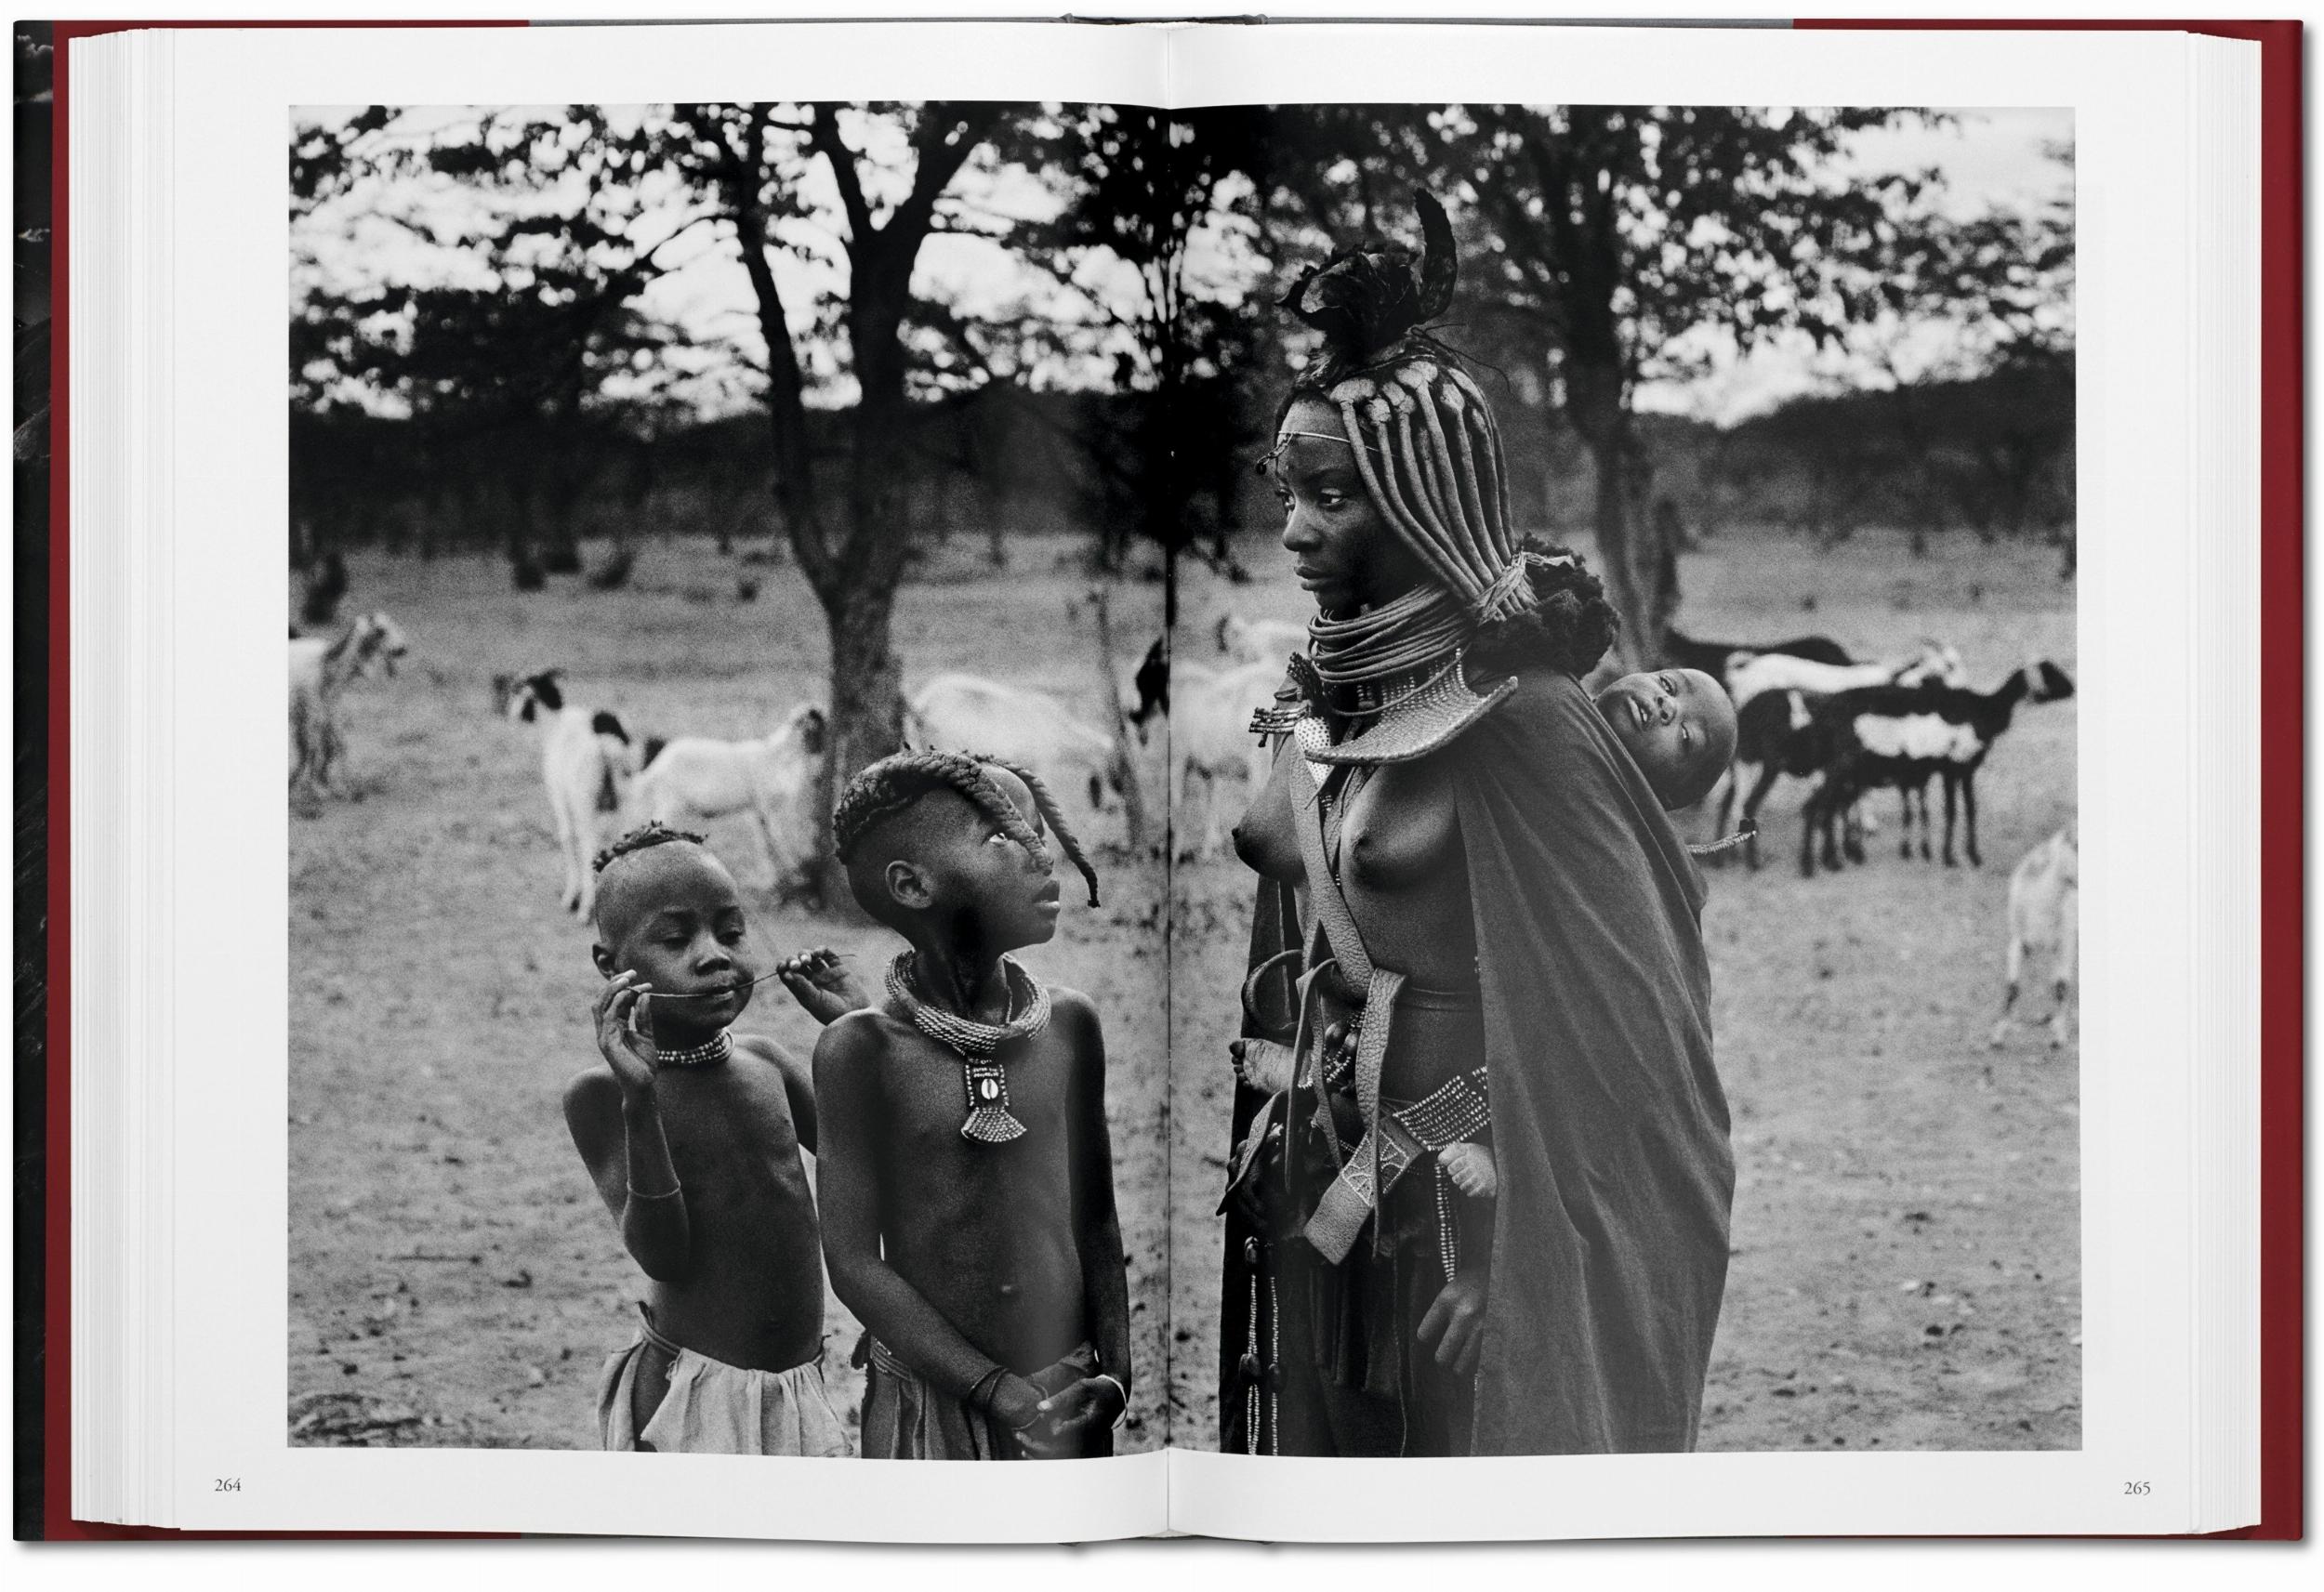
813;750;1131;1459
562;821;869;1454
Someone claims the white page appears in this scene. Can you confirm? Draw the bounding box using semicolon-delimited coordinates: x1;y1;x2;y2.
65;14;2259;1543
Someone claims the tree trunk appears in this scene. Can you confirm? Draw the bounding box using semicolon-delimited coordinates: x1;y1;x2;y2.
799;266;917;907
1566;360;1670;672
809;578;905;910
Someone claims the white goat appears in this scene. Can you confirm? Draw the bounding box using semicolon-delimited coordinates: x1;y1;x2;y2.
1170;659;1285;861
627;703;830;905
905;673;1125;814
1723;639;1967;712
1215;612;1309;668
288;612;410;799
1991;823;2079;1050
504;670;641;918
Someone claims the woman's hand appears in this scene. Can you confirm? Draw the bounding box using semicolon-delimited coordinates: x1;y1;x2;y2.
594;971;659;1099
1416;1273;1487;1378
778;947;871;1026
1221;1118;1284;1230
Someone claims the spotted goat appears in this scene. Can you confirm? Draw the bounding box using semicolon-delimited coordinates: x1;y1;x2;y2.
503;669;643;919
1797;660;2076;876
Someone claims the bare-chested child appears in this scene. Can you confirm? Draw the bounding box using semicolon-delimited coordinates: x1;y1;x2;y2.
563;821;868;1455
814;751;1131;1460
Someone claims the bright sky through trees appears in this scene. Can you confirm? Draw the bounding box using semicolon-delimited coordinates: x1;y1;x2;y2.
291;104;2069;428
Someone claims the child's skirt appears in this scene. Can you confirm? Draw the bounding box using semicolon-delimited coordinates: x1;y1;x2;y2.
596;1303;850;1456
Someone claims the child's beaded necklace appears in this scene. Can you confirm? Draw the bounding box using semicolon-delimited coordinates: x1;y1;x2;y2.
884;951;1052;1144
654;1029;733;1069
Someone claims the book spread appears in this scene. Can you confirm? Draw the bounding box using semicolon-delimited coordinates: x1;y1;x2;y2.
15;14;2300;1545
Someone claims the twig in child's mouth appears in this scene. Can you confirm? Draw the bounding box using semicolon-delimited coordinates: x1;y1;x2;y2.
640;952;853;1003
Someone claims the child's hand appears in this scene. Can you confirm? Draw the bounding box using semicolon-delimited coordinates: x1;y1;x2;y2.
1438;1142;1498;1200
777;948;871;1027
594;971;660;1098
1013;1376;1125;1457
983;1371;1046;1438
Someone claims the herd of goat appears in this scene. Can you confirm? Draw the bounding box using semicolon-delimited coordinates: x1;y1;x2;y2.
287;603;2078;1050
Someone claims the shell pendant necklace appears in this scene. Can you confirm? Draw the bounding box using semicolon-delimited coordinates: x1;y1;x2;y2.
884;951;1052;1143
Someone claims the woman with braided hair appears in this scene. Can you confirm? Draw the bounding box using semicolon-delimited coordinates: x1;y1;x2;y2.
1216;196;1737;1457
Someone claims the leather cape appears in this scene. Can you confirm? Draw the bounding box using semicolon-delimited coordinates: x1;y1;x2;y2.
1219;664;1733;1454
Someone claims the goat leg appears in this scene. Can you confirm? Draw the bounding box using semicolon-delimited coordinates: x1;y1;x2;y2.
1742;761;1782;873
1990;929;2025;1048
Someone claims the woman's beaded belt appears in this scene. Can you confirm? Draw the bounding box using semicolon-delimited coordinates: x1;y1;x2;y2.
1303;1063;1491;1264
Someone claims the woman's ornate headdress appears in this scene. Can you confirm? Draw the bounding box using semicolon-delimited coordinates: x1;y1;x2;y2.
1275;193;1569;632
1264;196;1586;762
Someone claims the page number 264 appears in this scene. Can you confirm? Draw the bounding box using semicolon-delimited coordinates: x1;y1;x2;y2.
2123;1480;2152;1496
214;1478;241;1493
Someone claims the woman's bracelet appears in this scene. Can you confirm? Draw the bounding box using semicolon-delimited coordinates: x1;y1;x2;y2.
1095;1372;1129;1431
627;1180;682;1201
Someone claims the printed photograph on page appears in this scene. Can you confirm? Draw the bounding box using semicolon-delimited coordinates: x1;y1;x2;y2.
285;104;1183;1459
1164;105;2080;1458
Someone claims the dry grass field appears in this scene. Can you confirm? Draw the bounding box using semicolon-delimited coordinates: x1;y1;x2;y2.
291;520;2077;1457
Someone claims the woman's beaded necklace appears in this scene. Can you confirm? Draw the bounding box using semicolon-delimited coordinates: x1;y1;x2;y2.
1306;585;1469;703
884;952;1053;1144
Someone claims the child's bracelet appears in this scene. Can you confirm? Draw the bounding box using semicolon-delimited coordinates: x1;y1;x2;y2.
627;1180;682;1201
967;1364;1009;1415
1095;1373;1129;1431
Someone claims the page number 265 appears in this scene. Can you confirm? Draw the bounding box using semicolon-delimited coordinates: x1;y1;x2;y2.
2123;1480;2152;1496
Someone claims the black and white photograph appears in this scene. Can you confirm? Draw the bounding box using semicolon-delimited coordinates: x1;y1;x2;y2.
286;97;2076;1462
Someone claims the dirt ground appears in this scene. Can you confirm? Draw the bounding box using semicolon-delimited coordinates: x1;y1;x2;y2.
289;535;1173;1452
1169;523;2081;1454
292;522;2077;1458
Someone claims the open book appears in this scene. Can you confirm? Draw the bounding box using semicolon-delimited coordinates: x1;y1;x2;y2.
22;15;2299;1543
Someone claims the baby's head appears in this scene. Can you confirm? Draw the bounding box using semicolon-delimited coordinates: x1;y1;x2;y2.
1594;667;1737;810
832;751;1100;950
590;822;759;1033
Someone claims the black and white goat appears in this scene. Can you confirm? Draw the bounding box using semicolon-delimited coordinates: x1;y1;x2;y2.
1712;687;1823;870
1798;660;2076;876
1991;823;2078;1050
504;670;641;919
288;611;411;800
1710;642;1967;864
1724;638;1965;712
1664;627;1854;680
